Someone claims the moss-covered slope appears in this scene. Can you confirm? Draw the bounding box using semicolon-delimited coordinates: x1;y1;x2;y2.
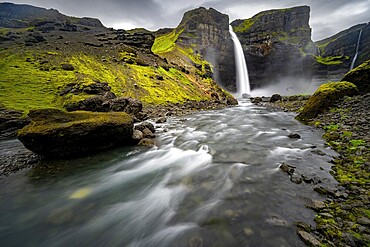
0;3;232;114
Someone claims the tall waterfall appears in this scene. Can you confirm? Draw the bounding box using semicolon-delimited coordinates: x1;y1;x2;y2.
350;29;363;70
229;25;251;96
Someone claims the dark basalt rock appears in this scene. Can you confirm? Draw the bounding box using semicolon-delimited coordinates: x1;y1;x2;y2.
316;23;370;70
103;97;143;115
65;95;143;118
231;6;315;89
270;94;282;103
175;7;235;90
341;59;370;94
0;108;31;139
61;63;74;71
288;133;301;139
18;109;134;157
135;122;155;134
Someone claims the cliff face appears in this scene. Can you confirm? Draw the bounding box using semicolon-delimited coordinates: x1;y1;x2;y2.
177;7;235;89
231;6;316;89
313;23;370;82
152;7;235;90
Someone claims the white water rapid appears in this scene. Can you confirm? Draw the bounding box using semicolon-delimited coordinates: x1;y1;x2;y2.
350;29;363;70
229;25;251;97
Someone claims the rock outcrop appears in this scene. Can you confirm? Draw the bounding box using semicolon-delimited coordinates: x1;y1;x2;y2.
296;82;358;122
151;7;236;91
313;23;370;82
341;59;370;94
231;6;316;89
175;7;236;90
18;109;134;157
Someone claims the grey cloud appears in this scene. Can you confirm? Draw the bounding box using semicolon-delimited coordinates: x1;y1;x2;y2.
3;0;370;40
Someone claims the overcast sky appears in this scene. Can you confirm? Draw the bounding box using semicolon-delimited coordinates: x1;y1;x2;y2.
3;0;370;40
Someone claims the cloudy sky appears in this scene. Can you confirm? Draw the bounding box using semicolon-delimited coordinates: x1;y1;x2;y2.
3;0;370;40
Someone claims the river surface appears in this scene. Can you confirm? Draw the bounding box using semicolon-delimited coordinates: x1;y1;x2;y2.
0;100;337;247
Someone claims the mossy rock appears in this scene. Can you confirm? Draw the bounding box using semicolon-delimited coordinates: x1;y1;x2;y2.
341;59;370;94
296;82;358;122
18;109;134;157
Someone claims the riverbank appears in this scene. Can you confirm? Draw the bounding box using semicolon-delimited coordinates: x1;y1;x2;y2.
0;99;236;178
264;93;370;246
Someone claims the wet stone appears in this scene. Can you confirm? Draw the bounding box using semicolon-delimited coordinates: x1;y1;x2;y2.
290;174;303;184
297;230;321;247
306;199;326;211
357;217;370;226
288;133;301;139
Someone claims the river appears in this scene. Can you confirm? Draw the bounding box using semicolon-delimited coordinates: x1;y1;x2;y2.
0;100;337;247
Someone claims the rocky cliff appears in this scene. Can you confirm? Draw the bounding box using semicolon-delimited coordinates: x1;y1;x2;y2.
231;6;316;89
313;23;370;82
151;7;235;90
231;6;315;88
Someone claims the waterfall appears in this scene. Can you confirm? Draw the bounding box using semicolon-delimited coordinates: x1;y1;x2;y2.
350;29;363;70
229;25;251;97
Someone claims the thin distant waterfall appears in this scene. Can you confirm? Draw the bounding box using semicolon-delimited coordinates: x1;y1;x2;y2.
229;25;251;96
350;29;363;70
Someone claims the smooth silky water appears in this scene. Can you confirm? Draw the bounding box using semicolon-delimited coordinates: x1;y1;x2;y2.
0;100;337;247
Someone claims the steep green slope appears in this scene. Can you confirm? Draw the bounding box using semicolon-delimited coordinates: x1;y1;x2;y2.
0;3;232;114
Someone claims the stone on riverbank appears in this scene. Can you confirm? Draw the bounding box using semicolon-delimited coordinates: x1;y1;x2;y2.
18;109;134;157
296;81;358;122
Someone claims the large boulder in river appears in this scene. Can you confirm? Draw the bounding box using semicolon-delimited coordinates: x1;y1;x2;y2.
18;109;134;157
296;81;358;122
341;59;370;94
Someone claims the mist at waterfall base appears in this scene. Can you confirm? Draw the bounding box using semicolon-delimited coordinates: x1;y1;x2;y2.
250;77;322;97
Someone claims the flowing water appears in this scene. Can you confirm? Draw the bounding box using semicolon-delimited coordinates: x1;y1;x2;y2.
229;26;251;96
0;100;337;247
350;29;363;70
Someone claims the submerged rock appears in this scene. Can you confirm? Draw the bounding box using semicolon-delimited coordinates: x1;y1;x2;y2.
288;133;301;139
18;109;134;157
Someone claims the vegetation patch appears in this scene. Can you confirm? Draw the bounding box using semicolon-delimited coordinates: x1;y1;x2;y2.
233;18;254;33
315;55;349;65
151;29;183;54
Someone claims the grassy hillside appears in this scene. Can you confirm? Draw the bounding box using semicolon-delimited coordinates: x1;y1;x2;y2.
0;26;229;113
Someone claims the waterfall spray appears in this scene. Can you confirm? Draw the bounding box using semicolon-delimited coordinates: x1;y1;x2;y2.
350;29;363;70
229;25;251;97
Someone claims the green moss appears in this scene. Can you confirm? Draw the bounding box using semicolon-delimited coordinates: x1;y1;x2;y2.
19;109;132;135
0;41;224;114
341;59;370;94
296;82;359;122
0;49;76;112
315;55;349;65
233;18;254;33
129;65;210;105
151;29;183;54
